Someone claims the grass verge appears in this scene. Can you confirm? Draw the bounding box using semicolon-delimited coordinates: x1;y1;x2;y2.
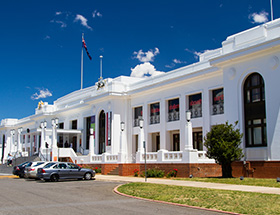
117;182;280;215
174;177;280;188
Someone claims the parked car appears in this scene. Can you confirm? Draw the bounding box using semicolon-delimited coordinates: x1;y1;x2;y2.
37;162;95;182
13;161;31;178
24;161;48;179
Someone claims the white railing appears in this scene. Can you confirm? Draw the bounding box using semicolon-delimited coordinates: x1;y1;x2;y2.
168;111;180;122
55;147;214;164
198;151;207;159
142;152;157;161
190;107;202;118
164;151;183;161
212;104;224;115
106;154;118;162
92;155;102;162
150;115;160;124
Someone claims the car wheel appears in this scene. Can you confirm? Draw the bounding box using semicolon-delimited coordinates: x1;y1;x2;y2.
84;172;92;180
19;174;24;178
50;174;59;182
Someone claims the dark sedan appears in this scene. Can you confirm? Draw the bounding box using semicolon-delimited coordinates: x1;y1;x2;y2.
13;161;31;178
37;162;95;182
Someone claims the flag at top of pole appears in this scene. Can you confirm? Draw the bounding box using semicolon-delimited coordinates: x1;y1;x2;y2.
82;36;92;60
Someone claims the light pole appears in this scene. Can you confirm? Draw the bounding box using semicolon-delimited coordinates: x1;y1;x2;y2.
120;121;125;153
184;110;193;151
52;118;59;161
139;118;147;182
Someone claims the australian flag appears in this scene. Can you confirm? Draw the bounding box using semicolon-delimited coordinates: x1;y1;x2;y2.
82;38;92;60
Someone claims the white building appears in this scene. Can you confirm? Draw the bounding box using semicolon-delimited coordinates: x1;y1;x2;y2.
1;18;280;177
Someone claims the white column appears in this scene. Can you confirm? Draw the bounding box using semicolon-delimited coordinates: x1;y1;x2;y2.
17;128;23;153
10;130;15;154
184;120;193;151
52;118;58;161
138;127;144;153
41;127;45;150
160;98;166;150
89;128;95;156
118;122;126;163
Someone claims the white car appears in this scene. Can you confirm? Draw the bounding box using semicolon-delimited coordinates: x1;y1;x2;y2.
25;161;48;179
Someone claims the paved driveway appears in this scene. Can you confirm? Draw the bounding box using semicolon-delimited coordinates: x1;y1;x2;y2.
0;177;222;215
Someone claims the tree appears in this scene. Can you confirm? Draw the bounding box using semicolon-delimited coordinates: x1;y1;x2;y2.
204;121;244;178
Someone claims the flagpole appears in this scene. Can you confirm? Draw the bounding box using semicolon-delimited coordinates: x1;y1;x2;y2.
81;33;84;90
100;55;103;79
270;0;274;21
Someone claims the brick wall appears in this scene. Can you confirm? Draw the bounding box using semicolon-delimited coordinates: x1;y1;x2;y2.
106;163;222;177
119;164;140;176
77;161;280;178
232;161;280;178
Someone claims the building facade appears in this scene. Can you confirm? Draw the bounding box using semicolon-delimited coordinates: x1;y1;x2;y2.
1;19;280;177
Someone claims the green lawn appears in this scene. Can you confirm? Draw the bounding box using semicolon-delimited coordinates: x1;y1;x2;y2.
174;177;280;188
118;183;280;215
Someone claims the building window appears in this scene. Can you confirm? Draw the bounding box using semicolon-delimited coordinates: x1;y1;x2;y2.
150;103;160;125
58;123;64;129
212;88;224;115
244;73;267;147
133;106;143;127
193;131;203;151
189;93;202;118
71;120;77;129
168;98;180;122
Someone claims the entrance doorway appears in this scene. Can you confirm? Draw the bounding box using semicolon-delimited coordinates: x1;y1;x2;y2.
173;133;180;151
72;136;77;152
99;110;106;154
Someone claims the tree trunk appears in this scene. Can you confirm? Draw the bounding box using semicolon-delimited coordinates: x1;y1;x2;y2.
221;163;233;178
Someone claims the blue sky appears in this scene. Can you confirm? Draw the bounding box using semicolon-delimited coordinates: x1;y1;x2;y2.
0;0;277;121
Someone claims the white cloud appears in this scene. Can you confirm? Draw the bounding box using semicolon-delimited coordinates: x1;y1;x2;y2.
44;35;51;40
185;48;206;60
55;11;62;16
133;48;160;62
50;19;67;28
173;59;186;64
31;88;52;100
249;11;269;24
165;63;175;68
130;62;164;78
74;14;92;30
93;10;102;18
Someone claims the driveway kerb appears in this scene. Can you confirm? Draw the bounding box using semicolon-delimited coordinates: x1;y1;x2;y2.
95;175;280;195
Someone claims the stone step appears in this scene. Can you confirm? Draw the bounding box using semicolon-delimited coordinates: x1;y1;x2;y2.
107;166;119;175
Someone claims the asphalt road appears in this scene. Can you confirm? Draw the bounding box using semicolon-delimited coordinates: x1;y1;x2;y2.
0;177;223;215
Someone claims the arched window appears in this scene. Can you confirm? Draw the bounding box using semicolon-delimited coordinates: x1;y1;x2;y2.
243;73;267;147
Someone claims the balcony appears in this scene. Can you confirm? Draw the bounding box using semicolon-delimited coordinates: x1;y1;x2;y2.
168;111;180;122
190;107;202;118
211;104;224;115
150;115;160;125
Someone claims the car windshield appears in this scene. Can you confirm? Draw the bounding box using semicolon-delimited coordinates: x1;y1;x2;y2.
43;162;56;168
25;162;33;167
18;161;29;167
34;162;45;167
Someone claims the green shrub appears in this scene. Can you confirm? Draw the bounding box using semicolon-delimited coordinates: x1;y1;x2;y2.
94;167;101;173
141;168;165;178
166;169;178;178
